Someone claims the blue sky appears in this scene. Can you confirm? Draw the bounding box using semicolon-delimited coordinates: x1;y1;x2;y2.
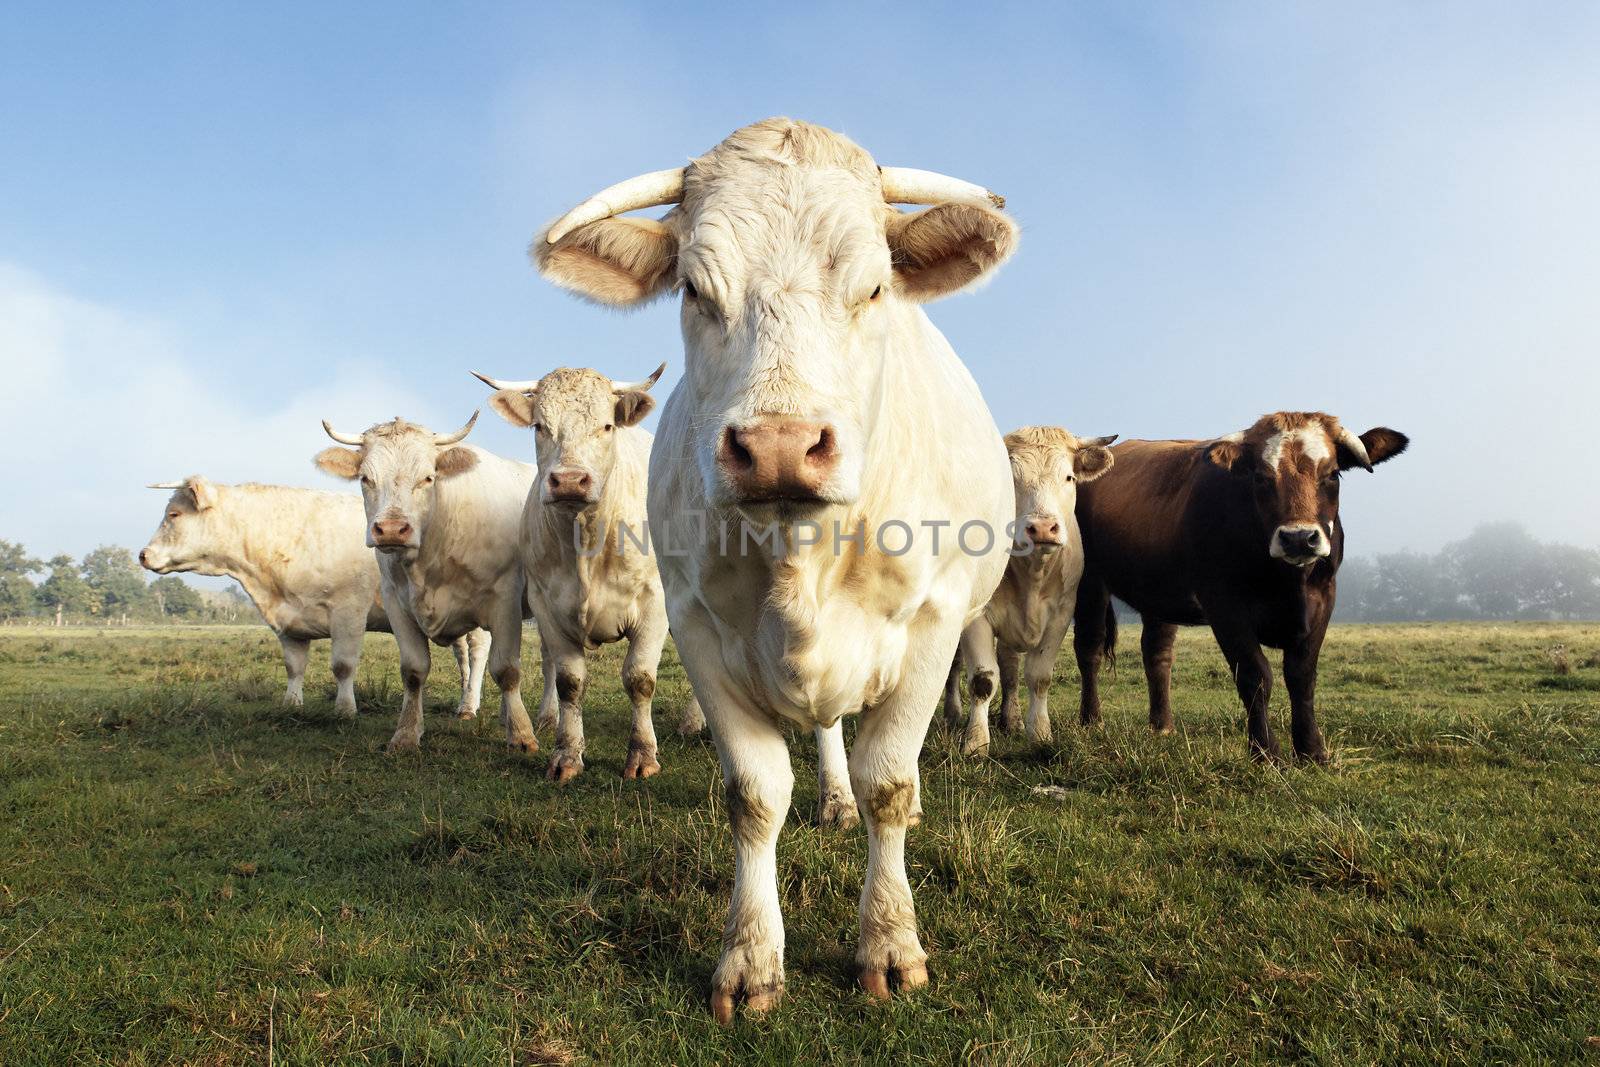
4;2;1598;565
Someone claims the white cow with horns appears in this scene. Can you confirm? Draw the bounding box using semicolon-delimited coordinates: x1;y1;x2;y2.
313;413;538;755
533;118;1018;1022
139;477;490;718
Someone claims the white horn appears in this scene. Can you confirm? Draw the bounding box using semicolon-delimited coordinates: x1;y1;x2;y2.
612;361;666;394
147;481;186;490
322;421;365;446
471;370;540;392
1335;425;1372;470
434;411;479;446
544;168;686;245
880;166;1006;210
1083;434;1119;447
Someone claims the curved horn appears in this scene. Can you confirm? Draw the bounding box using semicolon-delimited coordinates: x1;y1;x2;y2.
434;410;479;446
545;168;686;245
611;361;666;394
471;370;540;392
322;421;365;446
147;481;185;490
1083;434;1119;448
1335;425;1372;471
880;166;1006;210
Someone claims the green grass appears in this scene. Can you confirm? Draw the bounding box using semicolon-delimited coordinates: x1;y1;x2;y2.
1;622;1597;1064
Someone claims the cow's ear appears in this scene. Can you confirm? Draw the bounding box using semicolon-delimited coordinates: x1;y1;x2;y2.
886;202;1019;303
489;390;537;429
532;216;677;309
435;446;479;479
1359;427;1409;468
314;447;362;481
1074;447;1115;482
185;475;218;510
1207;440;1244;471
613;390;655;427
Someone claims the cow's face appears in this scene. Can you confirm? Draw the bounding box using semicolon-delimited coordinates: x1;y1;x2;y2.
532;119;1018;516
139;476;220;572
1004;428;1115;554
1207;413;1408;567
314;417;479;553
483;366;658;507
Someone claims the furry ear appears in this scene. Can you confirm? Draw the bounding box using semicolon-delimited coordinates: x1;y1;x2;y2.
435;446;479;479
613;390;656;427
532;216;677;308
1073;447;1115;482
314;447;362;481
1207;440;1244;471
1358;427;1409;468
489;390;537;428
885;201;1019;302
185;475;218;510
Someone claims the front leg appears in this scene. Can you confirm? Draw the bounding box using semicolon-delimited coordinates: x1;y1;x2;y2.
815;721;859;829
677;693;707;736
545;635;587;781
959;616;999;756
620;607;669;779
1210;617;1278;762
487;598;535;754
1283;610;1331;764
277;633;310;707
328;617;365;719
941;654;963;732
451;628;491;720
1023;610;1072;744
996;645;1022;734
534;632;558;734
385;610;431;752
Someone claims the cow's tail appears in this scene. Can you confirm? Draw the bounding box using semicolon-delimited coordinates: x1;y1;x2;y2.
1100;600;1118;676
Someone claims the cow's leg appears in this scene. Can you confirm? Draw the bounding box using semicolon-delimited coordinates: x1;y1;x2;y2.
534;633;559;734
545;637;587;781
1211;620;1278;762
996;645;1022;734
277;633;310;707
678;692;706;736
620;609;669;779
849;654;945;1001
1141;620;1179;735
328;618;363;719
451;628;490;720
941;655;963;731
386;612;431;753
1284;610;1331;764
960;617;999;756
488;601;535;754
706;689;794;1025
1024;613;1072;743
815;721;859;829
1073;576;1111;726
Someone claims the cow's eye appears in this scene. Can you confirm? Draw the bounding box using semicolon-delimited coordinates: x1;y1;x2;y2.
167;510;180;520
603;424;614;433
532;423;544;435
1323;474;1340;488
360;475;373;488
420;475;434;488
869;285;882;301
683;280;699;301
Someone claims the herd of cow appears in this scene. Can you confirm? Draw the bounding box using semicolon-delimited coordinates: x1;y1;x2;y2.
136;119;1408;1023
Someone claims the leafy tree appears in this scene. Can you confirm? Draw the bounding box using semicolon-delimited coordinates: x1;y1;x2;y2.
36;555;93;617
149;575;203;617
0;540;42;618
81;545;149;617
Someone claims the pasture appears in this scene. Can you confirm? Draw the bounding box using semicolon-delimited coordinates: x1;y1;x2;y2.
1;623;1597;1064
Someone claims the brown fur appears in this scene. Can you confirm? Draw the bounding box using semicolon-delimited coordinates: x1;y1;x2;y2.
434;446;478;478
885;202;1019;303
867;780;917;826
726;775;778;843
313;446;362;480
532;217;676;308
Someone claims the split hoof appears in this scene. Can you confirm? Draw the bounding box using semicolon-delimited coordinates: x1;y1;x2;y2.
547;751;584;782
622;749;661;779
385;736;421;754
506;735;538;754
456;707;478;721
961;733;991;757
710;981;783;1026
859;963;929;1001
817;794;860;830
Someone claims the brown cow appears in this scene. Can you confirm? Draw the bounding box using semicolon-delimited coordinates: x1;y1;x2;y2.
1073;412;1407;762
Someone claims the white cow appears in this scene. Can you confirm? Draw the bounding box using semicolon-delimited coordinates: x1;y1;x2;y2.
139;476;489;717
474;361;708;781
313;414;538;754
534;118;1018;1021
952;427;1116;755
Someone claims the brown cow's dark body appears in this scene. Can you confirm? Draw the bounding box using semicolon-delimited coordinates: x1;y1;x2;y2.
1073;414;1407;762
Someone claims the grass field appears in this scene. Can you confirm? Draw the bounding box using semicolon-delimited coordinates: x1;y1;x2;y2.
1;622;1597;1064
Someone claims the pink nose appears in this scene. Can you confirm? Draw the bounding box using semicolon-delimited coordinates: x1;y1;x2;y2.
719;419;838;502
547;469;592;501
1025;518;1062;545
372;518;412;544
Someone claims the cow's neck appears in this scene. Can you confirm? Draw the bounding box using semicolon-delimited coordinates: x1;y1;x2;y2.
197;486;297;625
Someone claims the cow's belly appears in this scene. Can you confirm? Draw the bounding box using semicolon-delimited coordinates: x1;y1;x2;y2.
986;593;1065;654
396;580;490;644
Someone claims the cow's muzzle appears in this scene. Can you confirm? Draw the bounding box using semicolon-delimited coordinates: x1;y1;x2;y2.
543;467;596;505
1270;524;1330;566
718;418;839;505
1023;515;1064;552
371;517;417;550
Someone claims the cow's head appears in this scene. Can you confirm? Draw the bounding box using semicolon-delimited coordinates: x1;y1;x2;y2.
1004;427;1116;554
313;414;480;552
474;363;662;507
532;118;1018;516
139;475;221;572
1206;412;1408;567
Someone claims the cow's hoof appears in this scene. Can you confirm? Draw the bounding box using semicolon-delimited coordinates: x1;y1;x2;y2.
961;733;990;757
1249;742;1286;765
1026;727;1054;746
1296;747;1331;767
859;963;929;1001
817;793;860;830
385;736;421;754
622;748;661;779
456;707;478;721
535;712;558;734
710;980;783;1026
997;713;1022;735
1151;723;1176;737
506;736;538;754
547;751;584;782
335;704;358;721
284;693;305;708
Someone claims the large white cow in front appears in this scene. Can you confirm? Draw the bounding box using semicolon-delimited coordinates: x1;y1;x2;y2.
313;414;538;754
139;476;490;718
534;118;1017;1021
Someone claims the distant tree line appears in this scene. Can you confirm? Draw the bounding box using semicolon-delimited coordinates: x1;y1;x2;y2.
0;540;252;625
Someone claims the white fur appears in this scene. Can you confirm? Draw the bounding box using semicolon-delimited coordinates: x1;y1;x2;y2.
1260;426;1331;473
